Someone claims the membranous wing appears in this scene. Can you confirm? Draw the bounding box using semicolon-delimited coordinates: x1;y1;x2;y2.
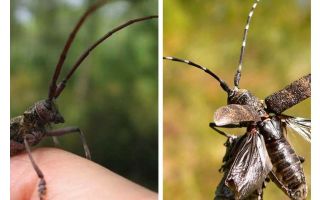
265;74;311;114
225;128;272;199
281;115;311;142
215;135;265;200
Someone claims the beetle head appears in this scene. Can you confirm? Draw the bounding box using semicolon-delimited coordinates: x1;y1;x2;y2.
228;88;253;105
35;99;64;124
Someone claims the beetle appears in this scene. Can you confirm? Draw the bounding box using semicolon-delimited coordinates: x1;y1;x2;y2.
11;1;158;199
163;0;310;199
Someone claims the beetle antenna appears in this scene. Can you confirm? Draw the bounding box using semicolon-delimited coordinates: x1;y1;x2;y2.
164;56;232;94
53;15;158;98
234;0;260;88
48;0;107;100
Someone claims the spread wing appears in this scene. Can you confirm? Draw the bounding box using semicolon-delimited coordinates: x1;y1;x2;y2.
282;116;311;142
215;135;265;200
225;129;272;199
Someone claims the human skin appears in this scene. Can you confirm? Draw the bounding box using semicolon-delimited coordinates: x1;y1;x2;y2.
11;148;157;200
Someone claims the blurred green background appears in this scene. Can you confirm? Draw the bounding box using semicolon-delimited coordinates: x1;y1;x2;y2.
11;0;158;191
164;0;310;199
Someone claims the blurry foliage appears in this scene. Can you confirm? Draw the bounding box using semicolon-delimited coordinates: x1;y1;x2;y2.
11;0;158;191
164;0;310;199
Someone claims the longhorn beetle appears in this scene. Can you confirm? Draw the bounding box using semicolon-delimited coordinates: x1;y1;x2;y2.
11;1;158;199
164;0;310;199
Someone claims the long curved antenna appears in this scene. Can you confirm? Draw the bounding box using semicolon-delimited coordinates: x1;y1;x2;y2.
234;0;260;88
48;0;107;100
53;15;158;98
164;56;232;94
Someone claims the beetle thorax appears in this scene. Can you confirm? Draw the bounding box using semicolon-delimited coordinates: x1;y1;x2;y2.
228;89;264;111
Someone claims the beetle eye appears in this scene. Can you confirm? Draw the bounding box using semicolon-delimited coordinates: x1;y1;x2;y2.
44;100;52;110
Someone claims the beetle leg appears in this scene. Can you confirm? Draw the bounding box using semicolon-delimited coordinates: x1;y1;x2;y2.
209;122;245;140
23;136;46;200
51;136;60;147
46;127;91;160
209;122;245;128
209;123;236;139
48;124;60;147
298;156;305;164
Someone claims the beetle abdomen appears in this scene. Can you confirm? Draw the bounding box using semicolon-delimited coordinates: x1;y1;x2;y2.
265;137;307;200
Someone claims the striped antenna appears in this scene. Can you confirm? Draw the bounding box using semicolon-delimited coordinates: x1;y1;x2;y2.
234;0;260;88
53;15;158;98
48;0;107;100
163;56;232;94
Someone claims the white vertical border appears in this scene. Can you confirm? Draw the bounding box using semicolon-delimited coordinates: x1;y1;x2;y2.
0;0;10;199
312;0;320;199
158;0;163;198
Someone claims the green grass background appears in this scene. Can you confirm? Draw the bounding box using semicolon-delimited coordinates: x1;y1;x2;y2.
11;0;158;191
